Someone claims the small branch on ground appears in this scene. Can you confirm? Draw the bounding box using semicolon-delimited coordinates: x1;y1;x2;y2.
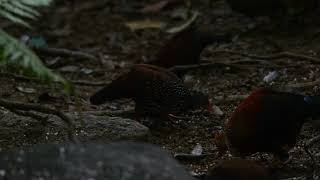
71;80;109;86
213;94;248;103
285;80;320;89
9;109;48;124
33;46;97;61
174;152;216;161
0;98;78;143
0;72;107;86
211;50;320;64
305;134;320;148
169;62;251;74
79;109;135;117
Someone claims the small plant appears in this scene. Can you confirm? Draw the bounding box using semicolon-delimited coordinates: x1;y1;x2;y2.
0;0;72;93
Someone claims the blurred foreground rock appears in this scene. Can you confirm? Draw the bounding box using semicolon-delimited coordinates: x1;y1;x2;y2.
0;142;195;180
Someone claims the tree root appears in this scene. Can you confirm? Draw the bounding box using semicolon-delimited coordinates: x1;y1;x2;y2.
0;98;78;143
34;46;97;61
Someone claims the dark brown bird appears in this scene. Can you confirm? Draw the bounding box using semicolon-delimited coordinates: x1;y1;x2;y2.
214;87;320;162
90;64;212;124
225;0;318;18
149;25;230;68
205;159;277;180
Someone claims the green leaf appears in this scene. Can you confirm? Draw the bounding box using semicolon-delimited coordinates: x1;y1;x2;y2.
0;0;52;27
0;9;31;27
3;2;38;20
0;29;73;94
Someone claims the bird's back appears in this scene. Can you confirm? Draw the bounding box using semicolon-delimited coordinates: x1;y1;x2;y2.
151;26;202;68
132;65;192;116
226;88;311;155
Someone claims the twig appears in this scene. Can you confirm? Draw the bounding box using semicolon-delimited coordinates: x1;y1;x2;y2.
0;98;78;143
0;72;108;86
305;134;320;148
228;59;271;64
174;153;216;161
33;46;97;61
78;109;135;117
211;50;320;64
285;80;320;89
169;62;250;74
70;80;109;86
9;109;48;124
213;94;248;103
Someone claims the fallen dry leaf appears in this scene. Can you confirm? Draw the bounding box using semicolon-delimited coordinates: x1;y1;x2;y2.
125;19;166;31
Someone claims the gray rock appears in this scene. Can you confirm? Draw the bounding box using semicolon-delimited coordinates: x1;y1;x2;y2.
0;142;195;180
72;113;149;141
0;110;149;149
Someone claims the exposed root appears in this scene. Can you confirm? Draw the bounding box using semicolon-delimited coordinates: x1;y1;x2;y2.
0;98;78;143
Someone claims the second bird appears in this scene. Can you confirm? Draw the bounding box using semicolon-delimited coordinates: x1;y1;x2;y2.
150;26;230;68
215;87;320;162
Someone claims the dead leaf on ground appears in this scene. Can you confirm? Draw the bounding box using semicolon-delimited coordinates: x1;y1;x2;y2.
125;20;166;31
16;87;36;94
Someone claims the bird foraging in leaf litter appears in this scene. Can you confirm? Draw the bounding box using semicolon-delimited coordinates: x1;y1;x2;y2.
149;25;231;68
205;159;277;180
214;87;320;163
90;64;212;126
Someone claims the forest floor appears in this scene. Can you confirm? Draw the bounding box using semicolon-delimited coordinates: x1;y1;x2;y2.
1;0;320;179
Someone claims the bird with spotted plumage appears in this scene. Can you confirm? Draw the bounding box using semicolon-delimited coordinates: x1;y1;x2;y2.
149;25;231;68
214;87;320;163
90;64;212;126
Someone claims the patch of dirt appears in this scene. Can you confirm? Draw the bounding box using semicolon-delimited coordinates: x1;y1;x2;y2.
1;0;320;179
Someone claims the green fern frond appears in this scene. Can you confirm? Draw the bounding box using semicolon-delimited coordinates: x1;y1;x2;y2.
0;0;52;28
0;29;73;93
